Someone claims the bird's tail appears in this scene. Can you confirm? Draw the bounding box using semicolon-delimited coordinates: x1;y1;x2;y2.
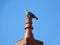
36;17;38;20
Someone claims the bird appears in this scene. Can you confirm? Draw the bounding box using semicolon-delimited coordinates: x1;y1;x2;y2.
25;10;38;20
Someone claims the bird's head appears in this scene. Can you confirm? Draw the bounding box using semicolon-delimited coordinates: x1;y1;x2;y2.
25;10;29;15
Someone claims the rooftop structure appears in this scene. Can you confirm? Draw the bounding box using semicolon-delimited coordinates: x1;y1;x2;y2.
15;10;43;45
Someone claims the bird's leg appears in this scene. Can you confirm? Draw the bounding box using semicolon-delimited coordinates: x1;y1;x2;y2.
29;15;31;18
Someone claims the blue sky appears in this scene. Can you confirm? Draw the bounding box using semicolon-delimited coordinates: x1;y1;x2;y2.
0;0;60;45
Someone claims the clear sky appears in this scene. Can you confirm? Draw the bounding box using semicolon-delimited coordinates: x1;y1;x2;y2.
0;0;60;45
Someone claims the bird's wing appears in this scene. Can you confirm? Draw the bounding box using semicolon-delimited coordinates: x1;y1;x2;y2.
28;12;35;17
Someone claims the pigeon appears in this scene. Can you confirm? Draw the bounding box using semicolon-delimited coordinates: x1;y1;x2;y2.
25;10;38;20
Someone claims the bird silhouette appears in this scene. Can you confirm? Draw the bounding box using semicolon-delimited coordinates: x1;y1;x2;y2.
25;10;38;20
